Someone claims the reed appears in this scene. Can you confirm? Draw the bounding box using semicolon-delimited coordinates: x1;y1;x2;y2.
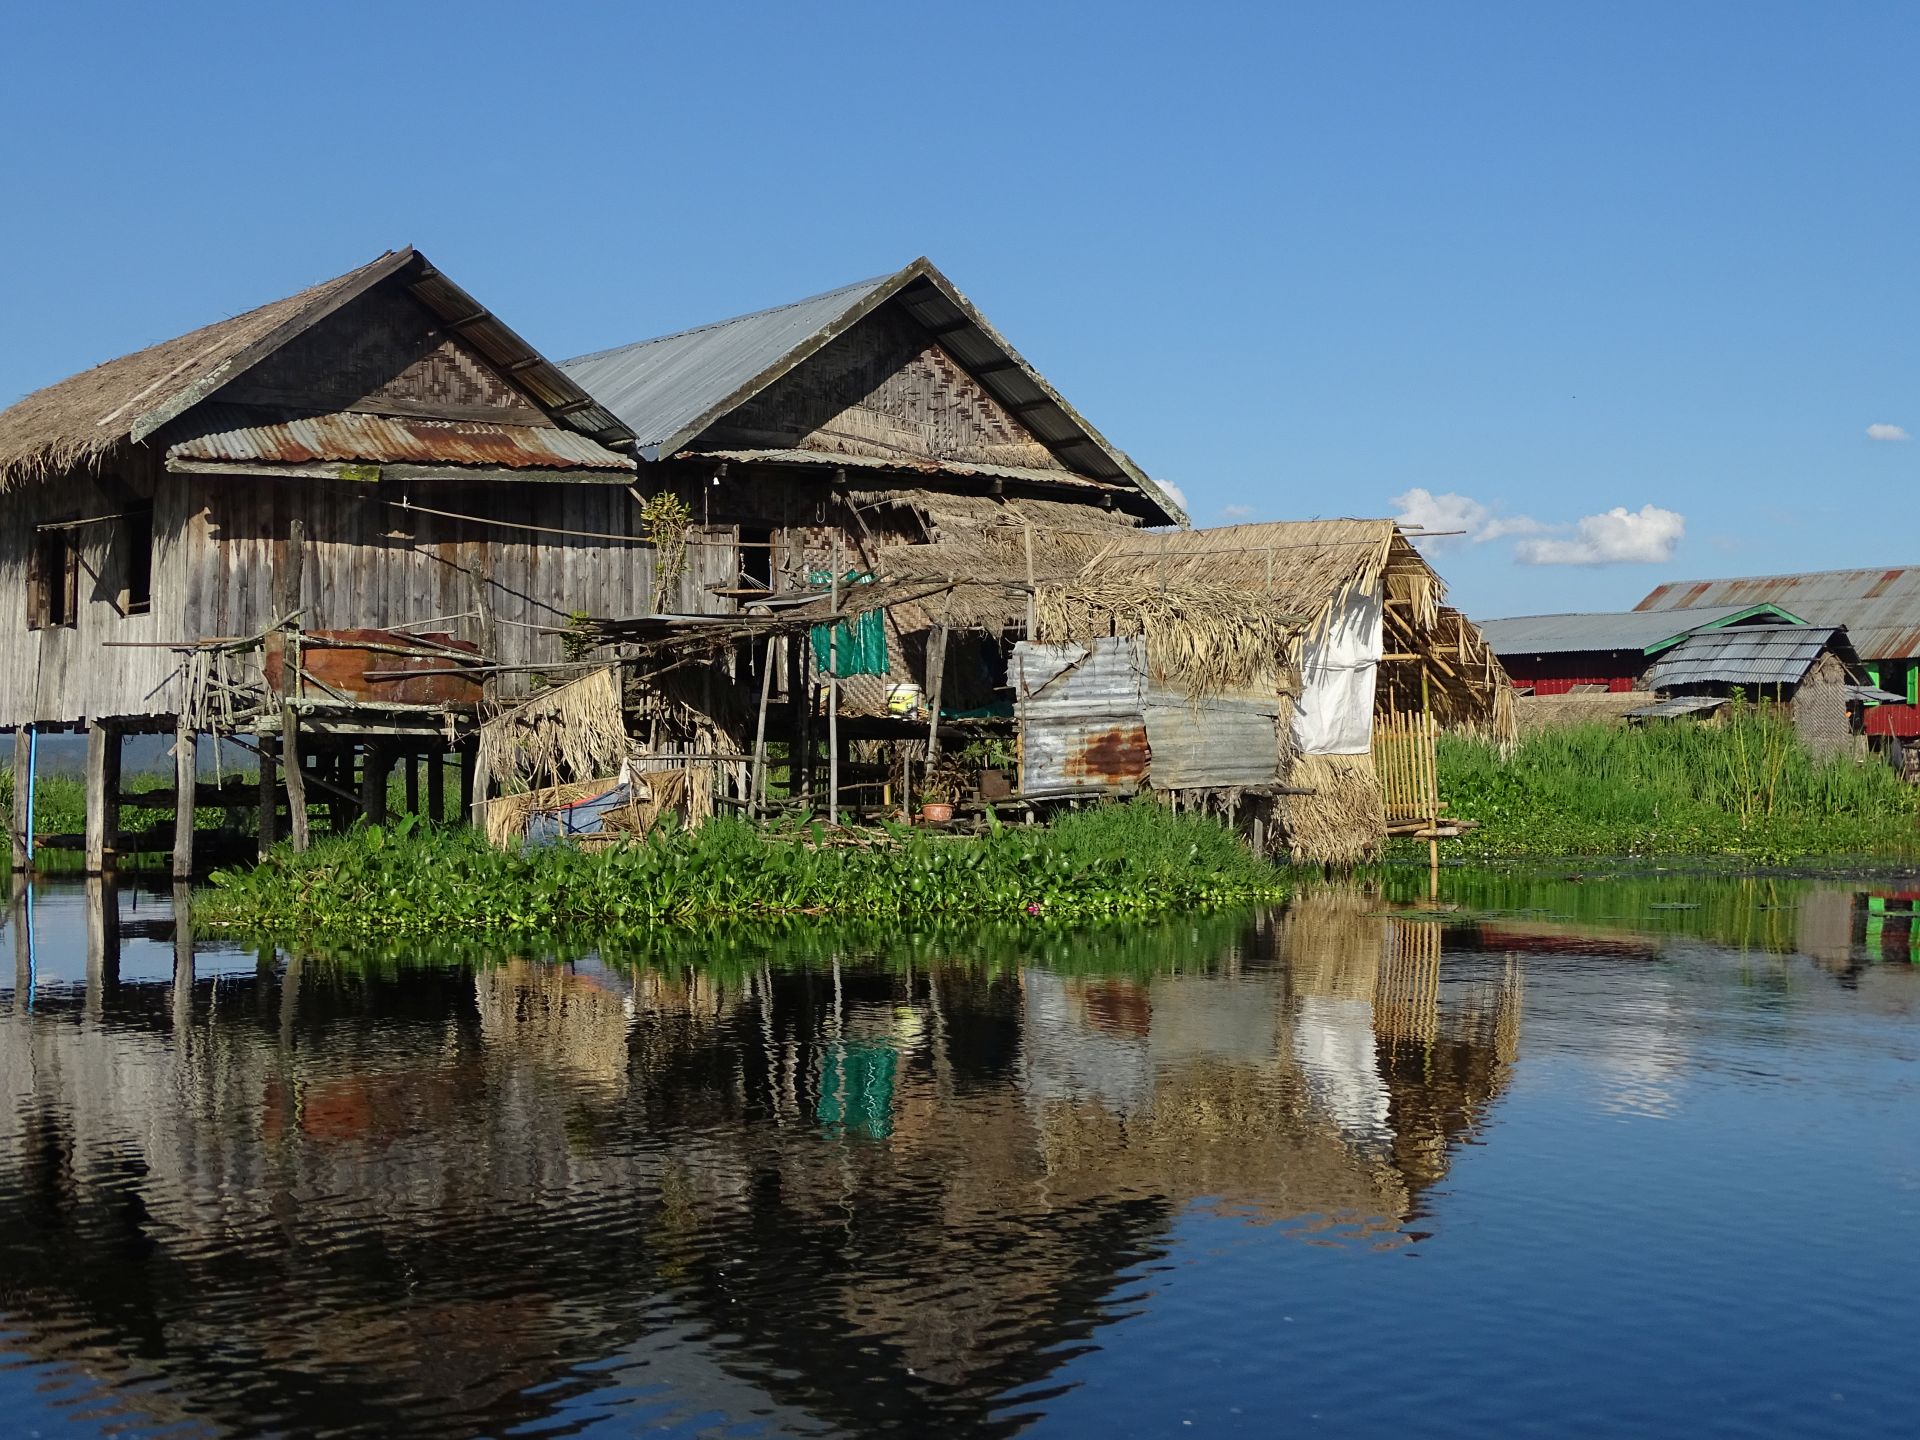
1427;707;1920;860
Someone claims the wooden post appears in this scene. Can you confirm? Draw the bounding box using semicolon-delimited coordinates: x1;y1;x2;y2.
84;721;121;874
360;742;391;825
10;728;29;871
282;706;310;853
1422;667;1440;892
172;718;197;880
922;624;949;816
404;754;421;815
257;735;279;857
427;748;446;823
751;634;776;819
459;743;476;821
827;535;841;826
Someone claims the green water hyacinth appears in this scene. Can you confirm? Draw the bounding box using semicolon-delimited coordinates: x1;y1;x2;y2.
199;802;1289;940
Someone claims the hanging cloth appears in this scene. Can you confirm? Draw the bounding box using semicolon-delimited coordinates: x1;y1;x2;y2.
809;571;890;677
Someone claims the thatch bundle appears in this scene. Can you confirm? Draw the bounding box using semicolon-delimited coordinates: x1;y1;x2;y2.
1283;753;1387;865
477;665;628;795
478;765;714;849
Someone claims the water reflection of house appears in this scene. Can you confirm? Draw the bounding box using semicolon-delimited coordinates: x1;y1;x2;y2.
0;886;1523;1438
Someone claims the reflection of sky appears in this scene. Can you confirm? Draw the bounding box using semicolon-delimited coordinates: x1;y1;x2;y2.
1291;995;1392;1143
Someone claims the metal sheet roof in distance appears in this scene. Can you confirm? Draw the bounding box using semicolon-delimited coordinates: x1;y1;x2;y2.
1646;625;1841;690
1636;566;1920;661
168;406;631;471
1477;605;1790;656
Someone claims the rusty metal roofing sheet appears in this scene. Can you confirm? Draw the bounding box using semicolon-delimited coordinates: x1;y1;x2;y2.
1635;567;1920;660
1012;638;1283;792
1477;605;1793;656
682;447;1121;492
167;405;632;471
1013;639;1148;795
1646;625;1841;690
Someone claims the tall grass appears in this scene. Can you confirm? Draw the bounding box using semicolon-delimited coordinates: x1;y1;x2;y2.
1432;708;1920;860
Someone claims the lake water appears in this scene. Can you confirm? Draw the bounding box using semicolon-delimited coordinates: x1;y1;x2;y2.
1;871;1917;1438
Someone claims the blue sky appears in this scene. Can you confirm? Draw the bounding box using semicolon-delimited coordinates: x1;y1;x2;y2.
2;1;1913;620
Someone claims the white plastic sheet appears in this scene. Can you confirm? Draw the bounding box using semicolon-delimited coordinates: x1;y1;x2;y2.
1291;582;1384;756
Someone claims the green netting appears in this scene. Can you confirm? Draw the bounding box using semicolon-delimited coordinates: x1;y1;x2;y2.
809;571;890;677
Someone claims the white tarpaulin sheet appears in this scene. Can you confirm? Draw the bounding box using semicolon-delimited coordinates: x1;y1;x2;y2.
1292;582;1384;756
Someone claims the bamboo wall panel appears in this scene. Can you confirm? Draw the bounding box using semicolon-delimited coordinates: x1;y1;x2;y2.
696;304;1067;471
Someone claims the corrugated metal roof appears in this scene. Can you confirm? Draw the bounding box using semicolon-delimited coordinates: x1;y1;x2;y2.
559;259;1185;524
168;405;631;471
1636;566;1920;661
1477;606;1775;656
1646;625;1842;689
1142;697;1283;789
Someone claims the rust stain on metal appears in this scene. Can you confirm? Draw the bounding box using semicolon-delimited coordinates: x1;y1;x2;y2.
1061;724;1149;786
266;629;483;706
171;408;629;471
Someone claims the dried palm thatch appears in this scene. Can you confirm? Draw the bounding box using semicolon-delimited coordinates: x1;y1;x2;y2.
0;254;395;489
478;665;628;795
1035;580;1298;696
1283;753;1387;866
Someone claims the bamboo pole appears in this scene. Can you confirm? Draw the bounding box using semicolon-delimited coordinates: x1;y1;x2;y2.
10;728;29;871
751;633;776;819
828;535;841;826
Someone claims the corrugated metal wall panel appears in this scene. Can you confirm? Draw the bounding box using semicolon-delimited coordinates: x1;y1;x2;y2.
1142;696;1282;789
1013;639;1147;795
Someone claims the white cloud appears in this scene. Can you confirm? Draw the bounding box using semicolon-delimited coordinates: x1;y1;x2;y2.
1867;423;1910;442
1391;488;1543;547
1220;503;1255;520
1154;479;1189;517
1516;504;1686;566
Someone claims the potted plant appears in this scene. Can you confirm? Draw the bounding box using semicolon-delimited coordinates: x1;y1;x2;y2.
918;777;955;824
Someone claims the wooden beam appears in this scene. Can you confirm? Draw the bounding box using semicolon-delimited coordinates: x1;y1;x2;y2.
171;719;196;880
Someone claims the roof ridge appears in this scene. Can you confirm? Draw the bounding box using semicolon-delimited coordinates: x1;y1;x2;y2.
562;272;894;365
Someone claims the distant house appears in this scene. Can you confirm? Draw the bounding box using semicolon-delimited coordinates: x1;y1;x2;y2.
1477;603;1803;695
1636;567;1920;739
1625;624;1875;756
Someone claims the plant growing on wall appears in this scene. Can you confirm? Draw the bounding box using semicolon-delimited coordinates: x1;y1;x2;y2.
640;491;694;611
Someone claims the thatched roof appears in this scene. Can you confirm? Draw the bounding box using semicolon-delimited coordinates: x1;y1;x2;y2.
0;248;635;489
0;253;401;488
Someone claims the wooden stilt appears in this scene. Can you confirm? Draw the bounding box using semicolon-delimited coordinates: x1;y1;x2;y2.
404;754;420;815
84;721;121;875
10;728;29;872
427;749;445;823
360;742;392;825
282;706;310;853
172;717;197;880
828;536;841;825
257;735;279;857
